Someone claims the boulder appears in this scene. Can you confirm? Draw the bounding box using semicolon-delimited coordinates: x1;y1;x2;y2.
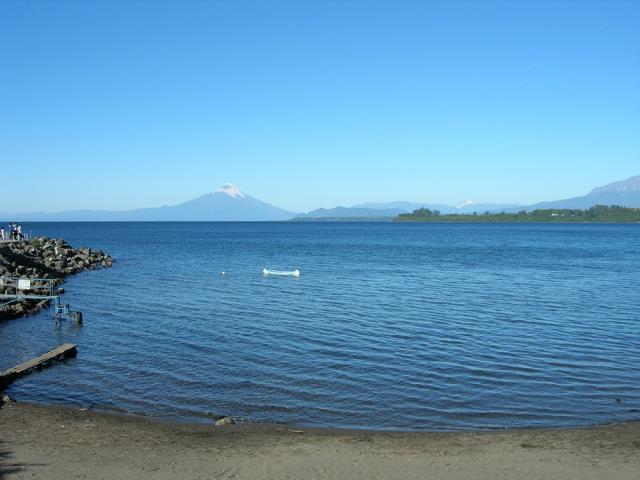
214;417;235;426
0;236;113;319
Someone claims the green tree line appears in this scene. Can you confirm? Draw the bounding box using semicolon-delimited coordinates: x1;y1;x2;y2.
396;205;640;222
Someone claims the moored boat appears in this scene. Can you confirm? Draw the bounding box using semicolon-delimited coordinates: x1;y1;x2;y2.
262;268;300;277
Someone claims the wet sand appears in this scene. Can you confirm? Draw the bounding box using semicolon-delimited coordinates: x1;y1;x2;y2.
1;402;639;480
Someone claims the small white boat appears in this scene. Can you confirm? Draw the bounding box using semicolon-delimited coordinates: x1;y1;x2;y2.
262;268;300;277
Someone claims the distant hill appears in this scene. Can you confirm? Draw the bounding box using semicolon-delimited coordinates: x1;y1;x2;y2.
4;184;296;221
453;202;521;214
352;201;451;212
294;201;520;220
294;176;640;221
295;206;407;219
513;176;640;212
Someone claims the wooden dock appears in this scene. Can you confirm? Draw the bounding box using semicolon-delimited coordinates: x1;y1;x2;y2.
0;343;77;390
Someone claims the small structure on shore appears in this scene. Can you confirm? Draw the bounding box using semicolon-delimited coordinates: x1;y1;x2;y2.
0;237;113;320
0;275;83;323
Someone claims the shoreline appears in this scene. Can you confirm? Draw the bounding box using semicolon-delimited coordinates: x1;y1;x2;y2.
2;401;639;479
5;397;640;436
8;398;640;435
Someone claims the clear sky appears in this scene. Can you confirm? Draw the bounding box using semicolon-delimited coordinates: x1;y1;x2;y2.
1;0;638;213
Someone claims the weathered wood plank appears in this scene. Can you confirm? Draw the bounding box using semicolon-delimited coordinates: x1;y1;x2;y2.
0;343;77;389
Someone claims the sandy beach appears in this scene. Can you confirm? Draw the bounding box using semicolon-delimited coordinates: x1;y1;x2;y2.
1;402;638;480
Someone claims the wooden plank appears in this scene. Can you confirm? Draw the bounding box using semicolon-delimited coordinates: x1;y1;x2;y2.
3;343;77;375
0;343;77;389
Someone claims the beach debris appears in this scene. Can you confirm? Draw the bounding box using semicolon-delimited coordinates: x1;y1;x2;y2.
1;393;16;406
214;416;236;426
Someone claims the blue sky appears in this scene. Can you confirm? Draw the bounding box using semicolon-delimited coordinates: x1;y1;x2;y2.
1;0;638;213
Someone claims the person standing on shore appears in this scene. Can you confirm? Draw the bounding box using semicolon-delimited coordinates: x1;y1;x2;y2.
0;227;5;240
17;224;23;240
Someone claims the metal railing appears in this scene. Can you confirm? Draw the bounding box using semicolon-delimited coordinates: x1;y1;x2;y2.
0;275;82;323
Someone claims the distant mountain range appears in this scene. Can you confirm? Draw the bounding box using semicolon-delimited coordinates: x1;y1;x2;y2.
298;176;640;219
2;183;295;221
502;175;640;212
296;201;520;219
2;176;639;222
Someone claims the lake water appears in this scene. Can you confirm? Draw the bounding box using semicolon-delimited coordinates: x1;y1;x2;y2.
1;222;639;431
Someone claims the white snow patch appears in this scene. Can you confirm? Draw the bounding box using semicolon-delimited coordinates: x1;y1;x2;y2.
215;183;246;198
456;200;477;209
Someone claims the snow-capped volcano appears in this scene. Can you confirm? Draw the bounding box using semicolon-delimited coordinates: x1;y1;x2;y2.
153;183;294;220
456;200;477;209
215;183;246;198
7;183;296;221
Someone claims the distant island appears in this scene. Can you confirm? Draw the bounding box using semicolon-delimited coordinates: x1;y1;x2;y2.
396;205;640;223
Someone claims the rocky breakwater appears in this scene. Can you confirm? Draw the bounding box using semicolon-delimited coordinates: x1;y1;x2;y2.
0;237;113;319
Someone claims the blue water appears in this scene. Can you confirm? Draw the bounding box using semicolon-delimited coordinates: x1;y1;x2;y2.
1;222;639;431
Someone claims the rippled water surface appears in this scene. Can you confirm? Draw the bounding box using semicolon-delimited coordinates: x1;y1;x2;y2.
1;222;639;430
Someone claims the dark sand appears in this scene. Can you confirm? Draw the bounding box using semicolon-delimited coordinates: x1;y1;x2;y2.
1;402;639;479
